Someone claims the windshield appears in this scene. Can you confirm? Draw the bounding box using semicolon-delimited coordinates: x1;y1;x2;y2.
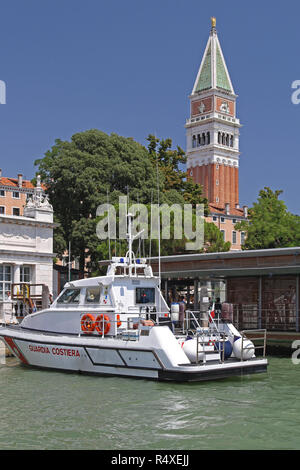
57;288;81;304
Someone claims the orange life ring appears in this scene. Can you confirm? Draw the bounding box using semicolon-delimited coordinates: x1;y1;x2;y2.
81;314;96;333
95;314;111;335
116;314;121;328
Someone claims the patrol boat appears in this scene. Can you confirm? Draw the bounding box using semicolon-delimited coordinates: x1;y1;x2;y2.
0;215;268;382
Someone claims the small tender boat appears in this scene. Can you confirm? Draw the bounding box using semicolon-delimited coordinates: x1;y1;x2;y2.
0;215;268;382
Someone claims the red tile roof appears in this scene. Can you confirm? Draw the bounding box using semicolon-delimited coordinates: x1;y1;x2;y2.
0;177;46;190
208;203;246;217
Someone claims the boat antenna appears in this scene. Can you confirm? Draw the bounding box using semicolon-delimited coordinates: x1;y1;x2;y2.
107;188;111;260
68;240;71;282
156;146;161;313
149;188;153;262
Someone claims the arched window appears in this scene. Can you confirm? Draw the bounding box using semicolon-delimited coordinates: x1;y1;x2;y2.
207;132;210;144
218;132;221;144
230;135;234;147
192;135;196;148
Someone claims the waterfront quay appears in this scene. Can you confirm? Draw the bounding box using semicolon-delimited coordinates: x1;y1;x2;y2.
150;247;300;356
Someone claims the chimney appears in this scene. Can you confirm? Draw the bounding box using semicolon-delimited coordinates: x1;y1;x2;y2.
18;173;23;188
225;203;230;215
235;203;240;209
243;205;248;218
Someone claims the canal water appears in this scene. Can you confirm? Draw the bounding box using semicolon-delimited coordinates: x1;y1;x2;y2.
0;356;299;450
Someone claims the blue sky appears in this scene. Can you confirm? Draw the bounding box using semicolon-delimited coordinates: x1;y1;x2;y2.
0;0;300;214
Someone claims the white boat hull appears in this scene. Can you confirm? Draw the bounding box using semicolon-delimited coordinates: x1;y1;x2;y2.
0;325;268;382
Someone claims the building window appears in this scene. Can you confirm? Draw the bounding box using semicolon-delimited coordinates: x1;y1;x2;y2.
213;216;218;222
13;207;20;216
232;218;237;224
241;232;245;245
220;217;225;223
20;266;31;284
232;231;237;244
12;191;20;199
216;164;219;170
216;197;219;203
0;206;5;214
221;230;225;241
216;179;219;186
0;265;12;301
0;190;5;197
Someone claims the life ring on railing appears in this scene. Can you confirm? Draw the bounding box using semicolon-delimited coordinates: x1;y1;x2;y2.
81;314;96;333
116;314;121;328
95;314;111;335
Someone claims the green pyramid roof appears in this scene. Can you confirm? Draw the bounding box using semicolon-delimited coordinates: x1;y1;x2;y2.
192;27;234;95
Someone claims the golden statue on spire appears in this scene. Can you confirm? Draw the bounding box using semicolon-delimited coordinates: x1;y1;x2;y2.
211;17;216;28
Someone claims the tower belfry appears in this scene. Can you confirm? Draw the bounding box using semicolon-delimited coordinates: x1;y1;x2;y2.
186;18;241;209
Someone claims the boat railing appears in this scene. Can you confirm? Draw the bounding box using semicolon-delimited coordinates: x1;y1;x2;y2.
240;329;267;360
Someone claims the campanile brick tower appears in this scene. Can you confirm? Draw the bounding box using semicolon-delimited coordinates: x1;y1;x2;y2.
186;18;241;209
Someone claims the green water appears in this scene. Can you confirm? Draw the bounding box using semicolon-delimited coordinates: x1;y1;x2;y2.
0;357;299;450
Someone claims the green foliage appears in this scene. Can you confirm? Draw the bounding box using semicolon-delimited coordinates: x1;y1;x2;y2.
235;187;300;250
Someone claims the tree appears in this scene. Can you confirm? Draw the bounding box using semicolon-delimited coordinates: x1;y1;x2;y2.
35;129;160;273
235;187;300;250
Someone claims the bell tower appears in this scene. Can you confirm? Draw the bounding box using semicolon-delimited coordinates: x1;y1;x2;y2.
185;18;241;210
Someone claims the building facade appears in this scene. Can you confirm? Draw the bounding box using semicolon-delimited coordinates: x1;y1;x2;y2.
0;169;44;217
0;178;55;316
185;18;247;249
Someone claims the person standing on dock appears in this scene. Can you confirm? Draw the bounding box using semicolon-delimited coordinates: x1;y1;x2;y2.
179;296;186;331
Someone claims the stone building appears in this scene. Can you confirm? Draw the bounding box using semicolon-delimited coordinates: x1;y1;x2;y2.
0;176;55;316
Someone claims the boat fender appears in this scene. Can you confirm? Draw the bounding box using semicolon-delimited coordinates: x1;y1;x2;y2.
232;337;255;360
214;340;233;359
81;314;96;333
95;314;111;335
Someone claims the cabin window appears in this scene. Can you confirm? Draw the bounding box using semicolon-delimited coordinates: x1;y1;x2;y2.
85;287;101;303
136;288;155;304
57;288;81;304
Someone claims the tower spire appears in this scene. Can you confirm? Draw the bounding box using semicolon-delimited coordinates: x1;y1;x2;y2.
185;20;241;209
192;18;234;95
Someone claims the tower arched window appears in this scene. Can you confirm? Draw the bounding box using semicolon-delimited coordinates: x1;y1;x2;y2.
192;135;196;148
202;133;206;145
207;132;210;144
218;132;221;144
226;134;229;146
222;133;225;145
230;135;234;147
